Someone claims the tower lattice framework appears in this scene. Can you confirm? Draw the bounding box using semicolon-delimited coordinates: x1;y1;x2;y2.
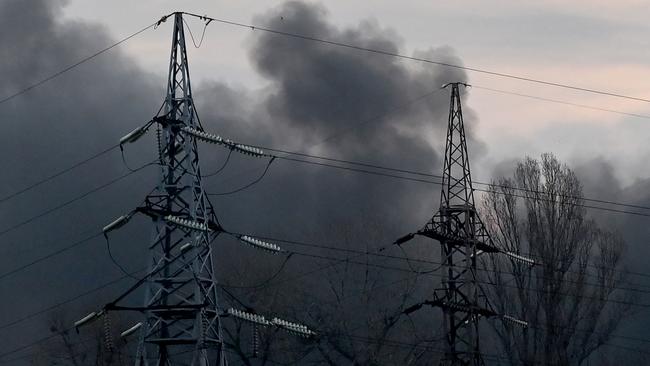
132;12;226;366
420;82;494;366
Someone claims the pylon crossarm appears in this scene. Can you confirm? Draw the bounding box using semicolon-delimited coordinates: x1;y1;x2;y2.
405;299;528;329
106;304;206;312
404;299;497;318
442;82;471;89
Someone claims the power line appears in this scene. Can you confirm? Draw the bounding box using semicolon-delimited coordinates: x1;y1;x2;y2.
182;12;650;105
262;146;650;214
0;162;154;242
249;234;650;294
268;153;650;218
0;144;118;206
275;244;650;310
0;326;74;361
213;228;650;357
239;238;650;348
0;271;139;333
220;229;650;316
0;232;102;282
208;157;275;196
3;226;644;335
0;18;165;107
472;85;650;121
2;231;647;362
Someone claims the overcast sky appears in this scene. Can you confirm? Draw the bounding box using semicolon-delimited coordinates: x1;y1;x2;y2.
62;0;650;186
3;1;650;362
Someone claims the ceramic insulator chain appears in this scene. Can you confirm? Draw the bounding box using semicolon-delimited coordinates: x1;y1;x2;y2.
165;215;210;232
239;235;282;253
227;308;271;326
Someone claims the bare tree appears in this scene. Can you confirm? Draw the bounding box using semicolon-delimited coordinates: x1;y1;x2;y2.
31;310;130;366
481;153;632;366
222;218;443;365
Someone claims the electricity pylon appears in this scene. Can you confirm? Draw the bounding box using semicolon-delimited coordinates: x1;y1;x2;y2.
74;12;317;365
79;12;227;365
127;12;225;366
396;82;532;366
122;12;225;366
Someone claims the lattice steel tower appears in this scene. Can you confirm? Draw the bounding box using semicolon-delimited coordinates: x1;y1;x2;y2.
395;82;528;366
425;82;490;365
72;11;320;366
133;12;226;366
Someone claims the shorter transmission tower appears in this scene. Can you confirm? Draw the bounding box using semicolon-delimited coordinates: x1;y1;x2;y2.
395;82;533;366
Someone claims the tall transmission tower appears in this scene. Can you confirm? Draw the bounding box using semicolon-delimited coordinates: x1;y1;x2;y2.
396;82;532;366
130;12;226;366
78;12;227;366
74;12;316;365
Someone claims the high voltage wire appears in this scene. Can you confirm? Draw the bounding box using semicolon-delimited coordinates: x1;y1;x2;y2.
2;91;647;225
268;153;650;218
276;245;650;310
0;155;648;315
223;246;650;364
1;142;642;257
0;326;73;361
218;227;650;360
182;12;650;105
1;149;648;303
251;234;650;294
3;231;649;362
0;18;165;107
219;233;650;347
263;147;650;213
1;11;649;220
0;232;102;282
4;224;648;325
0;270;140;333
3;10;650;361
472;85;650;121
0;162;154;242
0;144;118;205
225;236;650;348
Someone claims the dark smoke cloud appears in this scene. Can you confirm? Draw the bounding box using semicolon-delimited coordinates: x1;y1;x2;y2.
196;1;472;236
0;0;474;363
0;0;161;355
572;158;650;347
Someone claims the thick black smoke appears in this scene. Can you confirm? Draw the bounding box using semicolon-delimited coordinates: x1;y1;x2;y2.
0;0;476;363
0;0;161;356
197;1;472;236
